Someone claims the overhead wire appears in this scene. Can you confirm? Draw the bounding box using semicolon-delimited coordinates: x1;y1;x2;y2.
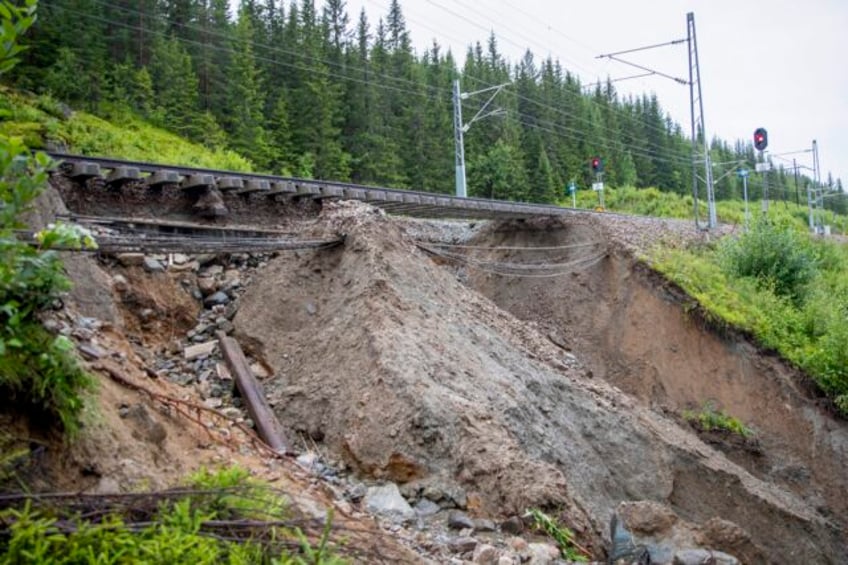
41;0;448;101
515;112;692;166
55;0;449;98
71;0;687;150
417;241;607;278
414;0;688;142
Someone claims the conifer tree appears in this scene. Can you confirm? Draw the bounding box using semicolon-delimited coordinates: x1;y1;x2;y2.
225;11;271;167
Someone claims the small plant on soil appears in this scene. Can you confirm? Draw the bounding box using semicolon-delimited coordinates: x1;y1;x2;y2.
527;508;589;562
682;402;754;438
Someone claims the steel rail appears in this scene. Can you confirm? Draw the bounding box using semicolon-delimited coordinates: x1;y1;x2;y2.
48;153;576;221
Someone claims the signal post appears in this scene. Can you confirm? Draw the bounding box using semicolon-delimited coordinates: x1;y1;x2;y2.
591;157;605;210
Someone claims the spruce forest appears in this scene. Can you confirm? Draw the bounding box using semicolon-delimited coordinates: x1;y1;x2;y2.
8;0;844;212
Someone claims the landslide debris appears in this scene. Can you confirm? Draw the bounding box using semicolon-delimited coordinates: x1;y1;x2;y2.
233;202;847;564
17;179;848;563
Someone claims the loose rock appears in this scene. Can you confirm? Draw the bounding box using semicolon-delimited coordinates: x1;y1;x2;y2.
364;483;415;524
447;510;475;530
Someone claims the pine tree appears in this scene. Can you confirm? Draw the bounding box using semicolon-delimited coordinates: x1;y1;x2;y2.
225;11;271;168
286;0;350;180
149;35;203;140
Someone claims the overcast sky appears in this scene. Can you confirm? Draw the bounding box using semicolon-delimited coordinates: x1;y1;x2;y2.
321;0;846;186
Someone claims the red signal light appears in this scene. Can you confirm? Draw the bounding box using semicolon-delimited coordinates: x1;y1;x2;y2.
591;157;602;172
753;127;768;151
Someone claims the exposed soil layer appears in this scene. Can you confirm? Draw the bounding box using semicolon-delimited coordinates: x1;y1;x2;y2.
233;204;847;563
464;216;848;557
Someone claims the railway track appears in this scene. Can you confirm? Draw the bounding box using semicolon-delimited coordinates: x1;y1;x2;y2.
19;214;344;254
50;153;579;221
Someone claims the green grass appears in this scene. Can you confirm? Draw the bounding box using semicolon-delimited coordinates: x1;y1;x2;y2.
650;224;848;415
683;402;754;438
0;87;254;170
565;184;848;235
0;467;348;564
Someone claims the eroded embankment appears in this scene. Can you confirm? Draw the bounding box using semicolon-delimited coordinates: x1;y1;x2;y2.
465;216;848;558
233;206;846;563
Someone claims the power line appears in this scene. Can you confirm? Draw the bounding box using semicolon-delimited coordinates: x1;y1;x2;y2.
515;113;691;167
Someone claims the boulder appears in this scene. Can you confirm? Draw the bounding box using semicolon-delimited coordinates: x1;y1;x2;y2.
203;291;230;307
447;510;475;530
364;483;415;524
673;549;739;565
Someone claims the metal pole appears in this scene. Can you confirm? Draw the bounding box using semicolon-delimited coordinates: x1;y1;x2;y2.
453;79;467;198
687;12;716;228
812;139;820;185
742;173;750;231
793;158;800;206
760;150;769;214
687;15;700;228
597;173;605;208
812;139;821;231
807;183;815;232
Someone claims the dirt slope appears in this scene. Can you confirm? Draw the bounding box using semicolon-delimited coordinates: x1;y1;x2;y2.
464;216;848;521
234;203;847;563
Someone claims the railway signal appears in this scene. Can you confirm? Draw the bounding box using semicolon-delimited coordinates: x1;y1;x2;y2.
591;157;603;173
754;128;768;151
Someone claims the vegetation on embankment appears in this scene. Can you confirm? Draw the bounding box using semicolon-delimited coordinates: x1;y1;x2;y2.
0;467;347;564
0;87;253;171
650;217;848;415
567;184;848;234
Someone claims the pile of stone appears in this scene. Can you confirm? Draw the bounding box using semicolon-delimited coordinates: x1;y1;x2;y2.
112;251;276;428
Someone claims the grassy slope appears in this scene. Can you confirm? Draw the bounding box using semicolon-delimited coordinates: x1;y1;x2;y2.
0;87;253;170
650;238;848;413
567;184;848;235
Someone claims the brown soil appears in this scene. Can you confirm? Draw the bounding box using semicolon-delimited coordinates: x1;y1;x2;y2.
10;183;848;563
462;217;848;520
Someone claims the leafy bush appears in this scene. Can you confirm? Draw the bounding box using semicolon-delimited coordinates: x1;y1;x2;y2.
651;235;848;416
0;1;94;437
527;508;589;562
719;218;819;301
0;468;348;564
1;500;254;564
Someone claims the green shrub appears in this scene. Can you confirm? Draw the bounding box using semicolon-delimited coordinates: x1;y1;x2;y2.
0;5;95;437
0;139;97;437
0;468;349;564
0;499;261;564
527;508;588;562
651;235;848;417
719;218;819;301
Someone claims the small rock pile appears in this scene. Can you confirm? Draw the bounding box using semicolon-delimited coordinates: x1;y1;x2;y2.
110;250;275;429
